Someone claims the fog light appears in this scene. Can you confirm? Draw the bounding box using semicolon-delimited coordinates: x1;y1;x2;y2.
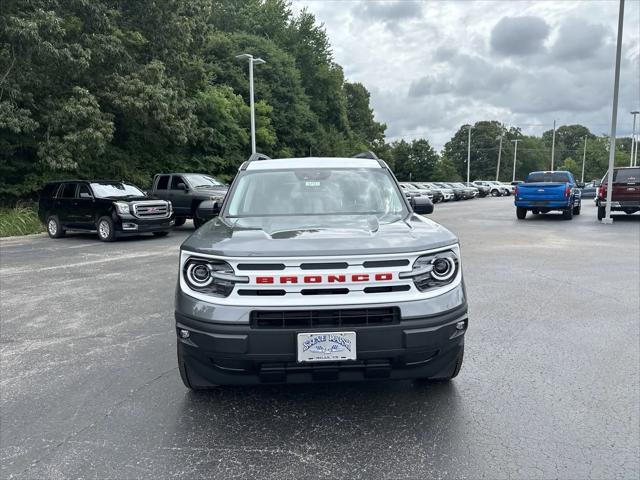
456;320;466;330
122;222;138;231
179;329;190;339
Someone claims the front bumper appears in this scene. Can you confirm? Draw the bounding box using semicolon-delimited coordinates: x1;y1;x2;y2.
175;286;468;385
114;215;174;234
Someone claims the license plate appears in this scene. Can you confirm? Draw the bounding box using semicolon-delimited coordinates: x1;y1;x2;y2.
297;332;357;363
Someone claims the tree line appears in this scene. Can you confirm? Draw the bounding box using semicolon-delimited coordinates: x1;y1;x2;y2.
0;1;634;204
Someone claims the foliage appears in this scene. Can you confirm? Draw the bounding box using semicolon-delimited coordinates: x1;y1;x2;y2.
0;204;44;237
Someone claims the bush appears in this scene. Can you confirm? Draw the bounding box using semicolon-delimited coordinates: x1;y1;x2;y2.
0;204;45;237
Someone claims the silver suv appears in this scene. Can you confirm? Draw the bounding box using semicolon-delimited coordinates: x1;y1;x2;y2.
175;154;468;388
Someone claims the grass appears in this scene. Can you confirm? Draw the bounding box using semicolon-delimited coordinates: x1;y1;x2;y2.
0;204;45;238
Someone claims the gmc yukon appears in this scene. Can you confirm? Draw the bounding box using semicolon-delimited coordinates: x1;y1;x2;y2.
175;154;468;388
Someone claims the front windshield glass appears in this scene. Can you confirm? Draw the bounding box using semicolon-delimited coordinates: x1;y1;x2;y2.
90;182;145;198
226;168;406;221
184;174;224;187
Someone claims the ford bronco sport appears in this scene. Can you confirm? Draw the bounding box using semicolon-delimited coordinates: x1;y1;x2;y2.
175;154;468;388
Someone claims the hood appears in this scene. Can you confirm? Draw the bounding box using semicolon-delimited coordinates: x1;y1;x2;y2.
192;186;228;196
181;214;458;257
103;195;152;202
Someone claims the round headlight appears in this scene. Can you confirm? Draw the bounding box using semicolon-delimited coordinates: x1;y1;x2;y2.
430;257;456;281
186;262;212;287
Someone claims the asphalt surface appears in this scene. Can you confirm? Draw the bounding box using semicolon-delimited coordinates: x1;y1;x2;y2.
1;197;639;479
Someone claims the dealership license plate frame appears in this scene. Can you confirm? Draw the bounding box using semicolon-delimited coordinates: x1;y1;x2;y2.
297;331;357;363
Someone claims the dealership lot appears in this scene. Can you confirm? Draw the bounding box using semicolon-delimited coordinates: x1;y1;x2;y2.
1;198;638;479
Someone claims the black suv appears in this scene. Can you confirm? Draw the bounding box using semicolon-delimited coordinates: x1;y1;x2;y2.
150;173;228;228
38;180;174;241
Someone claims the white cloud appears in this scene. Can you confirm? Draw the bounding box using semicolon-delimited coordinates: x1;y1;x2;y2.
292;0;640;150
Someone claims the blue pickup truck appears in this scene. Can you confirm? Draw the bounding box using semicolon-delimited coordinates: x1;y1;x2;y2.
514;171;582;220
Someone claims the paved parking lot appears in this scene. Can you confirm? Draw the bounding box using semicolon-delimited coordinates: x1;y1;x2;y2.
1;198;638;479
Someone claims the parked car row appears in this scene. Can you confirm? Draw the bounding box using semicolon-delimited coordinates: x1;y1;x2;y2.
398;180;515;203
38;173;228;241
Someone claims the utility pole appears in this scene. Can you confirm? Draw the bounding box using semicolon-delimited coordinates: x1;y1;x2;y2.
631;111;639;166
236;53;266;155
511;139;520;182
550;120;556;171
603;0;625;224
496;133;503;181
466;125;472;184
581;136;588;183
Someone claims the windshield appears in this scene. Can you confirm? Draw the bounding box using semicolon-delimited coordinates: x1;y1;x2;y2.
184;174;224;188
401;183;419;191
226;168;407;222
90;182;145;198
526;172;571;183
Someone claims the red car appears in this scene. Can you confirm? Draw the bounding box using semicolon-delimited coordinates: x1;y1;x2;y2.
596;166;640;220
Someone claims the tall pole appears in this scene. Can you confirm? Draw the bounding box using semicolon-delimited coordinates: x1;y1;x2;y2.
550;120;556;171
511;139;520;182
496;133;503;181
631;111;639;166
581;136;587;183
248;58;256;154
603;0;625;224
466;125;472;184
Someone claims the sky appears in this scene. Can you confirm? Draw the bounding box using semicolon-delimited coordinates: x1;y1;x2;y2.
291;0;640;150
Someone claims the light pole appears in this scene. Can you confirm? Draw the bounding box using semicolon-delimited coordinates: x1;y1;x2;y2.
511;139;520;182
603;0;625;224
466;125;472;184
550;119;556;171
631;111;639;166
495;133;503;181
581;136;587;183
236;53;266;155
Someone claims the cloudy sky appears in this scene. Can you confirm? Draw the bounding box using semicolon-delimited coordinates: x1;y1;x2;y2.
292;0;640;150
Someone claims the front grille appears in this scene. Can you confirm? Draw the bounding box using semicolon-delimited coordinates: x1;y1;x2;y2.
133;202;169;218
251;307;400;329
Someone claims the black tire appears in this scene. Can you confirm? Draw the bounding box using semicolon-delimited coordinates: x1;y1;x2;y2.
562;206;574;220
153;231;169;237
573;204;581;215
532;209;539;215
174;217;186;227
503;190;511;197
516;207;527;219
597;205;605;220
46;215;65;239
491;189;500;197
416;346;464;383
97;216;115;242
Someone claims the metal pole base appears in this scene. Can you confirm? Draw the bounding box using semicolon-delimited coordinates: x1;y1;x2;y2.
601;217;614;224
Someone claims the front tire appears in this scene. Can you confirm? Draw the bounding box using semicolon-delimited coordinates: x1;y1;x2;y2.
97;216;115;242
491;189;500;197
597;205;605;220
174;217;186;227
562;206;574;220
573;204;581;215
46;215;65;239
516;207;527;219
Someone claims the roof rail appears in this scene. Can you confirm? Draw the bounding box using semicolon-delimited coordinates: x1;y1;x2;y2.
247;152;272;162
352;151;379;160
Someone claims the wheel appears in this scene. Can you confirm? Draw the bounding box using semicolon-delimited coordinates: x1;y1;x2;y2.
573;205;581;215
491;189;500;197
532;209;539;215
597;205;605;220
46;215;65;239
416;346;464;383
562;206;574;220
153;231;169;237
97;216;115;241
174;217;186;227
503;190;511;196
516;207;527;219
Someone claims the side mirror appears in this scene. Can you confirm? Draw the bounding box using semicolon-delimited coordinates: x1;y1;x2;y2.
196;199;221;222
177;183;187;191
410;195;434;215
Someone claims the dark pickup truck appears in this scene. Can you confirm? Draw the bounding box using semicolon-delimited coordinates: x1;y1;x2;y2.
596;166;640;220
514;171;581;220
150;173;227;228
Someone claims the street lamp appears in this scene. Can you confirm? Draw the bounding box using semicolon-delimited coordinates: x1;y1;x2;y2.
581;136;588;183
495;133;503;181
511;139;520;182
236;53;266;155
631;111;639;167
466;125;472;184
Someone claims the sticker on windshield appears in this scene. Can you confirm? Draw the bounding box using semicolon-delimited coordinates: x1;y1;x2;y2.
305;181;320;187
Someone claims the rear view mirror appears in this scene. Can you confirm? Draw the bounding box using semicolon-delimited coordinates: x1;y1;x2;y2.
196;199;221;223
410;196;434;215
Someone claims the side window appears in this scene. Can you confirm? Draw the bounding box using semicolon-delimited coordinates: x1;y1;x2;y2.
60;183;77;199
170;176;185;190
78;184;92;199
156;175;169;190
